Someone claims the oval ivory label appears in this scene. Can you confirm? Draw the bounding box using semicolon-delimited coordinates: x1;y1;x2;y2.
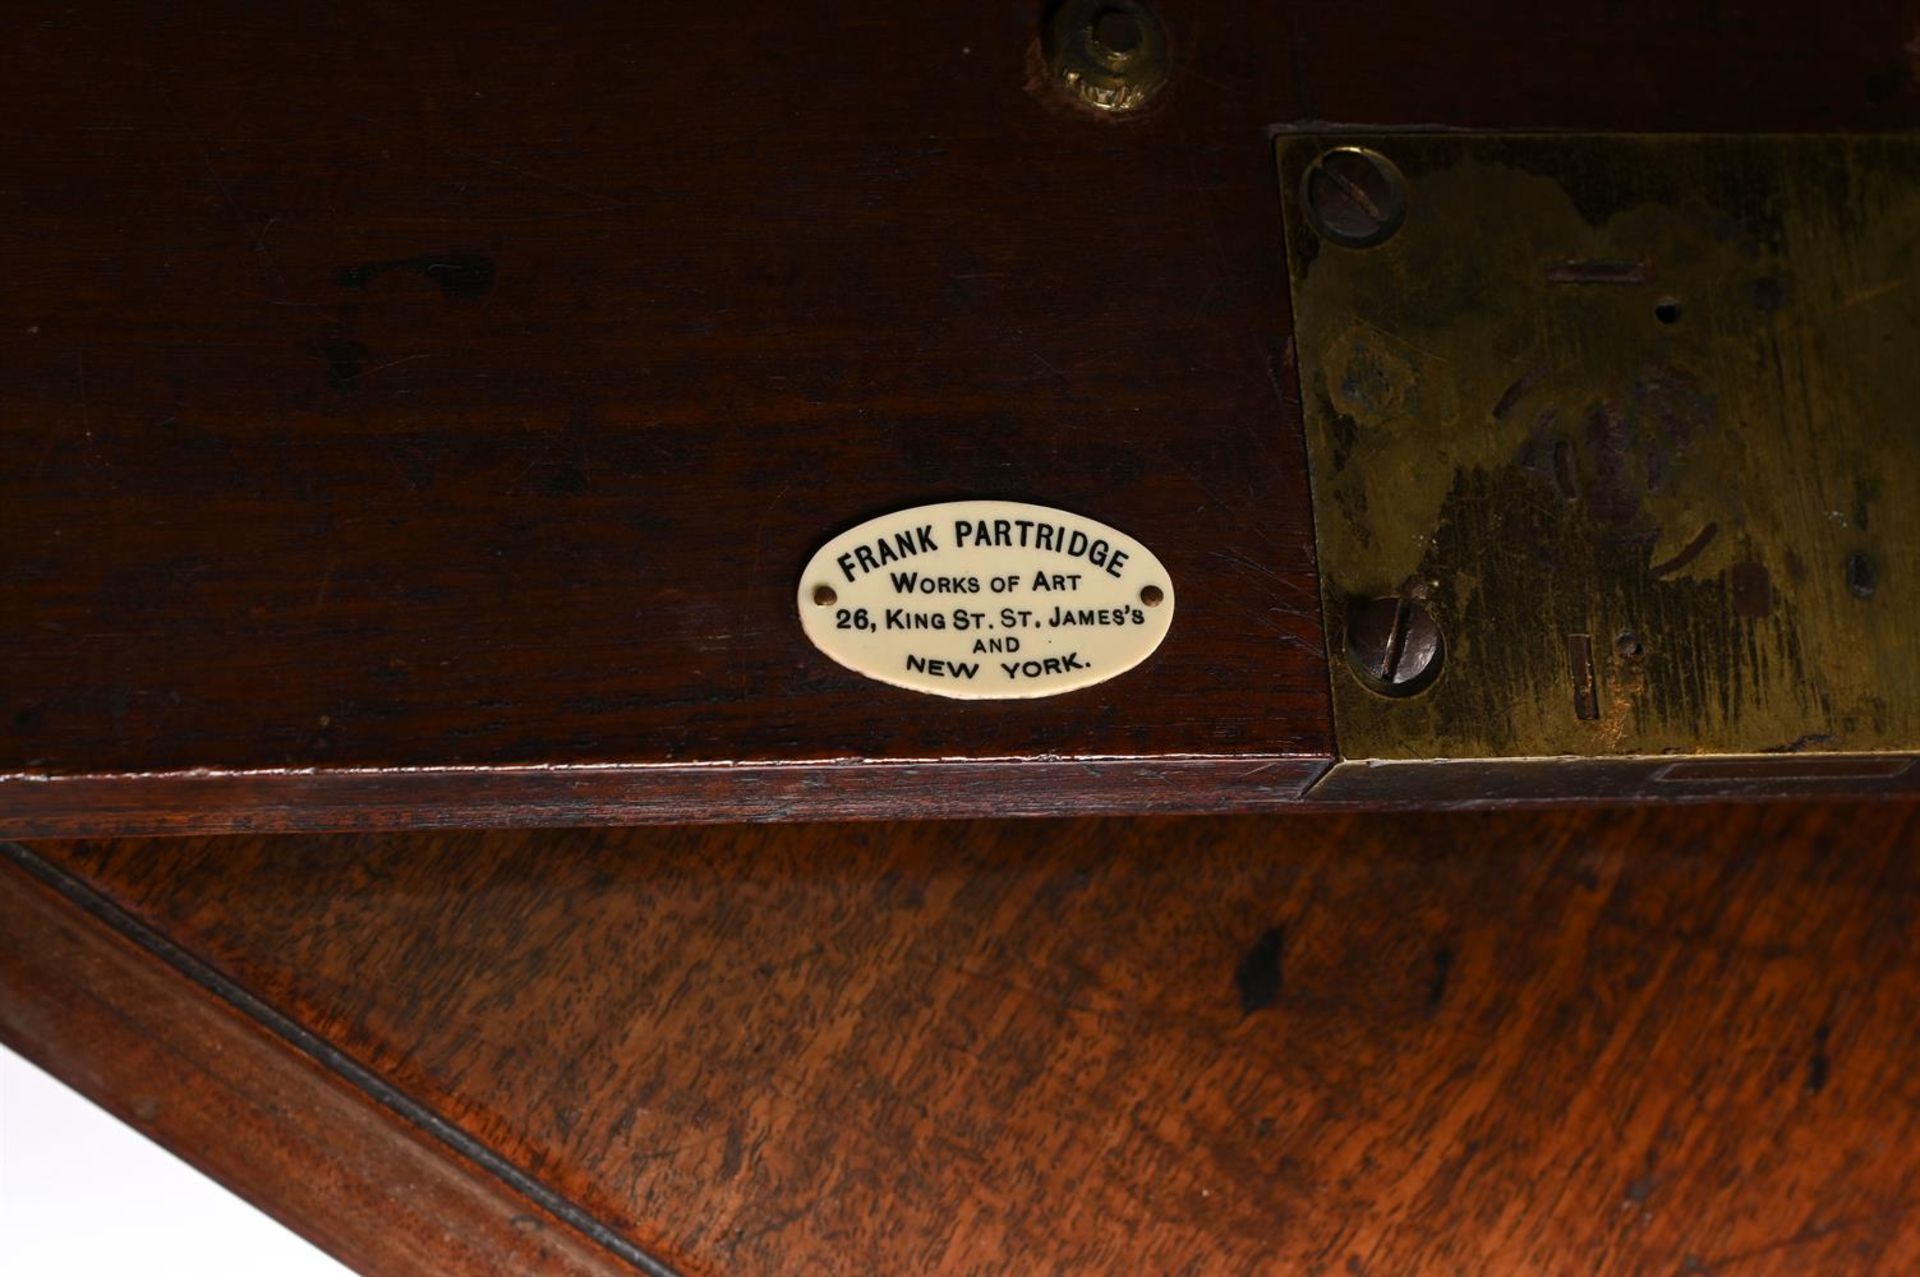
797;500;1175;700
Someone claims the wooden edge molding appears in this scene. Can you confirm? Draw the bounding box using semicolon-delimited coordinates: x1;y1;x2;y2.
0;757;1331;838
0;840;675;1277
7;750;1918;837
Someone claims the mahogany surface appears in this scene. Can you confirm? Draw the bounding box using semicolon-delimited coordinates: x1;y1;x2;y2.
9;800;1920;1274
6;1;1920;831
0;844;634;1277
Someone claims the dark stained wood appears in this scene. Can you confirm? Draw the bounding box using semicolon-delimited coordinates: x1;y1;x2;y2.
0;0;1334;831
6;1;1920;831
10;801;1920;1273
0;757;1329;839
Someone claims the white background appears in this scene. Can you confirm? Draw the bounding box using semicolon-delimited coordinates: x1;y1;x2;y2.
1;1043;350;1276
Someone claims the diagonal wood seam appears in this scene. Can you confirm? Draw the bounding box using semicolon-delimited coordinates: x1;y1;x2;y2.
0;839;682;1277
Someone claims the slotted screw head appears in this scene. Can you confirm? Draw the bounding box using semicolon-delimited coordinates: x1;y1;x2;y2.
1302;147;1408;249
1346;595;1444;696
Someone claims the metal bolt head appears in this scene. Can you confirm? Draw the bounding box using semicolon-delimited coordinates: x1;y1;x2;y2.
1302;147;1407;249
1346;595;1444;696
1046;0;1168;115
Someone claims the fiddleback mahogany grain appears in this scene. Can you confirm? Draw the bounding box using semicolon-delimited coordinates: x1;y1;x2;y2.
9;801;1920;1273
0;843;648;1277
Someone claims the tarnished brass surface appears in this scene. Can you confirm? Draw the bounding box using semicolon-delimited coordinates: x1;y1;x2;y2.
1278;134;1918;766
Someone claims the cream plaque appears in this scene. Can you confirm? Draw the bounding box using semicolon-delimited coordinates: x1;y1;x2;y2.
797;500;1175;700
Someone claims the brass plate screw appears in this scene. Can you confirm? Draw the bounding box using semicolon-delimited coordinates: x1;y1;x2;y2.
1046;0;1168;114
1302;148;1408;248
1347;595;1444;696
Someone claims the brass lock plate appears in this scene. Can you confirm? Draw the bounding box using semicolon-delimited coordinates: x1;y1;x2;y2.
1276;133;1918;774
